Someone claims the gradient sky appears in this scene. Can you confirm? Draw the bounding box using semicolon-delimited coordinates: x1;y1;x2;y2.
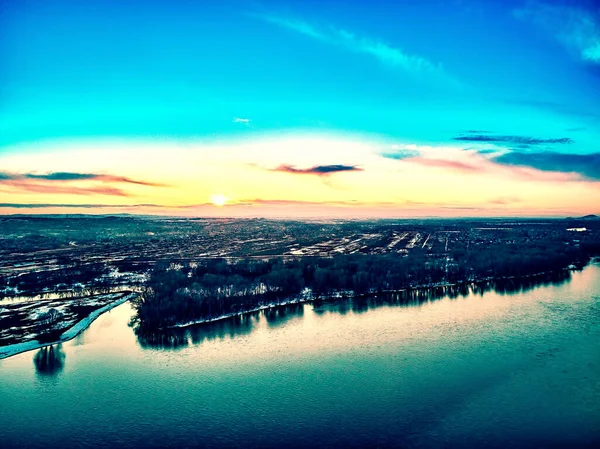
1;0;599;217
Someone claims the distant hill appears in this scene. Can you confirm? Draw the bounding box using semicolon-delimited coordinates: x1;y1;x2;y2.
565;214;600;221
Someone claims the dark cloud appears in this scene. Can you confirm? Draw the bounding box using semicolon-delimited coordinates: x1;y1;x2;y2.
19;172;165;186
453;134;573;145
272;164;363;175
24;172;98;181
493;151;600;180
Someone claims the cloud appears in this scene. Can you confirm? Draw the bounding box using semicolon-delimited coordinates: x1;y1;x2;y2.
0;203;136;209
237;199;350;206
0;171;164;186
380;147;421;160
0;199;395;210
0;202;216;210
0;181;131;197
251;13;457;86
271;164;363;175
24;172;100;181
385;145;590;183
382;146;487;174
515;1;600;64
453;134;573;146
233;117;251;124
489;196;522;205
403;156;480;173
474;148;502;155
235;198;431;209
0;171;164;196
492;151;600;180
439;206;484;211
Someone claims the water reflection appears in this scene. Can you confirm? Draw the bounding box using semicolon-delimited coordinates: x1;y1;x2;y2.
347;271;570;313
33;344;65;377
135;312;259;350
133;271;572;351
264;303;304;327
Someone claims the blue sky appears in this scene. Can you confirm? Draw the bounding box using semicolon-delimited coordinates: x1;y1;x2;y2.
1;0;599;216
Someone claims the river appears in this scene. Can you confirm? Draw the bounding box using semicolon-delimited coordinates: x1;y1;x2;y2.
1;264;599;448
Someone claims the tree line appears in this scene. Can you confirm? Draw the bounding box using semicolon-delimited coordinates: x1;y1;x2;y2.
134;237;599;329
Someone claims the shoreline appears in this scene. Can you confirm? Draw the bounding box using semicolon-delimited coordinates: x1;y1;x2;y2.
0;292;138;360
168;295;311;329
1;264;587;354
165;267;576;330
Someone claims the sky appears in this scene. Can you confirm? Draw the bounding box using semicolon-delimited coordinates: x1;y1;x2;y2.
1;0;599;218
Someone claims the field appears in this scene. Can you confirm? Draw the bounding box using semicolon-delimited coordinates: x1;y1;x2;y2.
1;215;599;299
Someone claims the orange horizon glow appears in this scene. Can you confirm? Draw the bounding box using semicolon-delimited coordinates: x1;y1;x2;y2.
0;135;598;218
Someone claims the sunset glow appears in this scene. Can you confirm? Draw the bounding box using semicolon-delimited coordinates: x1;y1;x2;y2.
1;0;599;218
211;195;227;207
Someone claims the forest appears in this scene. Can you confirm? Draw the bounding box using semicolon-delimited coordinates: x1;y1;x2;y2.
133;238;599;330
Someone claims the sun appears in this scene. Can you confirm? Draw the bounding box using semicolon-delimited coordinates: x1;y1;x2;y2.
210;194;227;207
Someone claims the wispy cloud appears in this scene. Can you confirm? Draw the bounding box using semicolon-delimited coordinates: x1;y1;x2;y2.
233;117;251;124
515;1;600;64
453;133;573;146
383;146;590;183
271;164;363;175
0;171;164;196
489;196;522;205
0;199;396;210
251;13;457;86
380;146;421;160
0;203;140;209
0;171;164;186
403;157;480;173
0;181;131;197
236;199;356;207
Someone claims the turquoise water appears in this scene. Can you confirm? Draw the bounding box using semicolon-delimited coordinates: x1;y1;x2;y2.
1;265;600;448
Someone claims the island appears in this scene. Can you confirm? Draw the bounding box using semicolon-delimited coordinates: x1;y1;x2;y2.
1;215;599;350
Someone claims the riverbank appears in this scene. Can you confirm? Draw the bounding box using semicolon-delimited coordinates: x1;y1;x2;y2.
168;295;312;329
0;292;138;360
163;267;575;330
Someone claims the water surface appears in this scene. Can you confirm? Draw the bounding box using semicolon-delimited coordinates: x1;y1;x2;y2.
2;265;600;448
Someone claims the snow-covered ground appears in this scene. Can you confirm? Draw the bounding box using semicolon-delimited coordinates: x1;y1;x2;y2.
0;292;138;360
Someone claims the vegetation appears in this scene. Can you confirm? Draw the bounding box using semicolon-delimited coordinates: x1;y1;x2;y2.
2;216;599;331
134;238;600;329
3;262;112;297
